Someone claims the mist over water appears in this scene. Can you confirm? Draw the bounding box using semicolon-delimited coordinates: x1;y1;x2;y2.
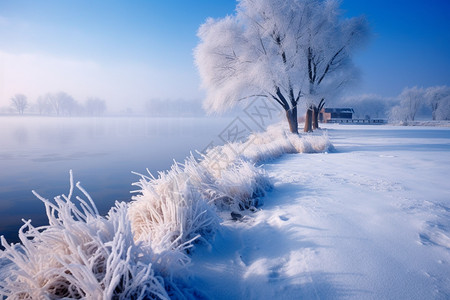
0;116;234;244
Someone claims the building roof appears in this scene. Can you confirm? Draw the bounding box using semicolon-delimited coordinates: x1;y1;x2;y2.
323;108;354;113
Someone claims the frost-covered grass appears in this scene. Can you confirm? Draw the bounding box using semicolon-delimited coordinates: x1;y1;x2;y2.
128;124;333;253
201;123;334;169
0;171;169;299
1;123;333;298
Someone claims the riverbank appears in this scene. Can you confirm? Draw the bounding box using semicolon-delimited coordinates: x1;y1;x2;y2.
2;124;449;299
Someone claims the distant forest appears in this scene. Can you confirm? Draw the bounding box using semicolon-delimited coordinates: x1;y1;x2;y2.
3;92;205;117
3;85;449;121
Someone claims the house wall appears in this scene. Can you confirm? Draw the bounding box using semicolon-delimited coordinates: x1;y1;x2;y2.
322;112;332;122
331;112;352;119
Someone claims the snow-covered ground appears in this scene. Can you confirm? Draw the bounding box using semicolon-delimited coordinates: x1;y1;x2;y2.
189;124;450;299
1;124;449;299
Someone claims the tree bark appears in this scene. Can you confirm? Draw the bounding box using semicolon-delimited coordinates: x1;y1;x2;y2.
312;105;318;130
286;107;299;134
313;99;325;130
303;106;313;132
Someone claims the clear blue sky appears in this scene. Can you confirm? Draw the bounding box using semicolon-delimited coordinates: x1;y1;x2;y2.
1;0;449;111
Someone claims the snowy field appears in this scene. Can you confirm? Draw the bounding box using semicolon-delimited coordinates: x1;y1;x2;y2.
188;124;450;299
1;123;450;299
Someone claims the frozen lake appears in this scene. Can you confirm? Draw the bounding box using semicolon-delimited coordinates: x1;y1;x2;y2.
0;116;238;243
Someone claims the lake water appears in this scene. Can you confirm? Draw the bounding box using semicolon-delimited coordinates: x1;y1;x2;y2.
0;116;244;244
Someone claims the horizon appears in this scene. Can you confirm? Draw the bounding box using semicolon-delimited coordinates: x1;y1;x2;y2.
1;0;449;113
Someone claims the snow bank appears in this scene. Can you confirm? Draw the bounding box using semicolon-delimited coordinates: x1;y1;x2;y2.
129;165;219;260
1;122;333;298
128;123;332;253
128;156;270;253
202;123;334;168
390;120;450;127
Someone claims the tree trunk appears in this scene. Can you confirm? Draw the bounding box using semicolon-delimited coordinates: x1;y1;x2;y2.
312;105;319;130
303;106;313;132
286;107;298;134
313;99;325;130
432;104;437;120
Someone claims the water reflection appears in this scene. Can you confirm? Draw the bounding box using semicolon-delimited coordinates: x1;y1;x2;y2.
13;126;29;144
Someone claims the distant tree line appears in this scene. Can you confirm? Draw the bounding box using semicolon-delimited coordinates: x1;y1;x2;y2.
338;85;450;122
389;86;450;122
7;92;107;116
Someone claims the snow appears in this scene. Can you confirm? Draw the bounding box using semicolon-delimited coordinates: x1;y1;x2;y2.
0;171;169;299
1;123;450;299
0;122;330;298
188;124;450;299
195;0;369;115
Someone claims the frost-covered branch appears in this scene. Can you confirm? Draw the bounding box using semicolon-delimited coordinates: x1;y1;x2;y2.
195;0;369;133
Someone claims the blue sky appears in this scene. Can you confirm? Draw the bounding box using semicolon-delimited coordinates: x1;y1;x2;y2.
341;0;450;96
1;0;449;111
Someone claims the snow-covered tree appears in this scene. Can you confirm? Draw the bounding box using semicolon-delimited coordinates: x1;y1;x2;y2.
194;0;369;133
388;105;407;123
389;87;426;122
400;87;425;121
435;95;450;120
425;85;450;120
10;94;28;115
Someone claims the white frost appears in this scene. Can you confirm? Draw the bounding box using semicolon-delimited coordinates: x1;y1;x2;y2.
0;171;169;299
1;122;332;298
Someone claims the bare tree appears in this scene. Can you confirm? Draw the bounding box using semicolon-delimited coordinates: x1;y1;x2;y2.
10;94;28;115
58;92;78;116
45;93;61;115
85;98;107;116
36;96;53;115
195;0;369;133
45;92;79;116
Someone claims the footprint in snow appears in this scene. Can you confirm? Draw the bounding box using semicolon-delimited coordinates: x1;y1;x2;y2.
279;215;289;221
